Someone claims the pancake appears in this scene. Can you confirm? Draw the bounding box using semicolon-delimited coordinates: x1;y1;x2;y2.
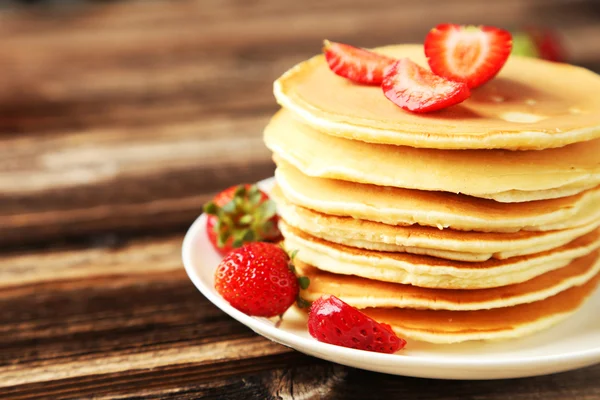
361;272;600;343
486;182;599;203
275;161;600;233
274;44;600;150
273;186;600;262
264;110;600;202
281;222;600;289
298;250;600;311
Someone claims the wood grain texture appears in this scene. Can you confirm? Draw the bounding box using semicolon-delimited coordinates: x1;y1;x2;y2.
1;0;600;398
0;237;290;389
0;114;275;246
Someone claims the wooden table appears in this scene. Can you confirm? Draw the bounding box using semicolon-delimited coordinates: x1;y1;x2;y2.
1;1;599;398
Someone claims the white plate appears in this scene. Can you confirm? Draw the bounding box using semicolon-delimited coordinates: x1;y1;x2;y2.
182;177;600;380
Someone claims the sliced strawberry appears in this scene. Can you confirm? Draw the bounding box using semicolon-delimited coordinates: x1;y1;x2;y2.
204;184;281;256
308;295;406;353
323;40;396;85
425;24;513;89
382;58;470;113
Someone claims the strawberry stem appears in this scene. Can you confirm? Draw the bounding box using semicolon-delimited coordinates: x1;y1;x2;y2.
234;185;247;198
297;296;312;309
238;214;254;225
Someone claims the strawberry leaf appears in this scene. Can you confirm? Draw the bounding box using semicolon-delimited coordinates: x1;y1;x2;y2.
242;229;255;242
289;264;297;275
234;195;244;209
228;228;255;249
232;228;248;241
217;230;231;248
298;276;310;290
234;185;247;198
221;199;237;214
214;219;222;233
248;184;260;197
249;191;262;206
258;200;277;221
204;202;218;215
219;214;234;230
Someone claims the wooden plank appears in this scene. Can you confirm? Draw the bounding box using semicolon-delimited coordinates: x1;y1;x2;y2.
2;353;322;400
4;359;600;399
0;114;275;246
0;235;182;289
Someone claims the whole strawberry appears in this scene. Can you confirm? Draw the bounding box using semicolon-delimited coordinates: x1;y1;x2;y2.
512;29;565;62
204;184;281;255
308;295;406;353
214;242;309;317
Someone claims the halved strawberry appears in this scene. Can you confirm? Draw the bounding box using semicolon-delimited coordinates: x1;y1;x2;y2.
203;184;281;256
308;295;406;353
323;40;396;85
382;58;470;113
425;24;513;89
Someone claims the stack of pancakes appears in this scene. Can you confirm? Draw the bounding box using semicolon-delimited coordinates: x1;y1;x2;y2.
263;45;600;343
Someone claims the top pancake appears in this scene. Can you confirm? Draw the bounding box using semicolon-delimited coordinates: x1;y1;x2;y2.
275;44;600;150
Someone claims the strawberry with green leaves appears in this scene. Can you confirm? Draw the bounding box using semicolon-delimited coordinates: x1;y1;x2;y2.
512;28;565;62
204;184;281;255
215;242;310;317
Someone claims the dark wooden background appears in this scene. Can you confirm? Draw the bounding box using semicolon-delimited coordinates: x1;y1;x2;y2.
1;0;599;398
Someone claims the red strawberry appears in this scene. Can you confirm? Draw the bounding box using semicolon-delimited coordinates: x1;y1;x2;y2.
323;40;396;85
425;24;513;89
214;242;310;317
528;28;565;62
512;29;565;63
308;295;406;353
382;58;470;113
204;184;281;255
